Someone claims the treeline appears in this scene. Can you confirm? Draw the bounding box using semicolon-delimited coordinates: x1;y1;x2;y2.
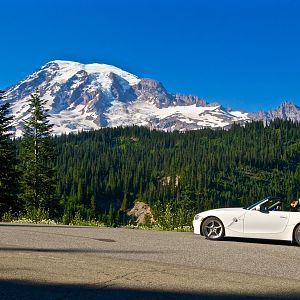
1;91;300;228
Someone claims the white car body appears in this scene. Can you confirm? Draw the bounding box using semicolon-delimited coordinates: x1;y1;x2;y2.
193;198;300;243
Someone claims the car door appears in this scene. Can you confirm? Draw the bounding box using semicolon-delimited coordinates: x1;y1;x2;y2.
243;210;290;234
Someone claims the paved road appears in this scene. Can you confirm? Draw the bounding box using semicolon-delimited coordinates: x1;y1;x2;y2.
0;223;299;299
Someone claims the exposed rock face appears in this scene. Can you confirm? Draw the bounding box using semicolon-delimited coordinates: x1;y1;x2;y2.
174;94;207;107
250;102;300;123
109;73;136;103
127;201;155;225
161;176;180;187
133;78;174;108
132;81;207;108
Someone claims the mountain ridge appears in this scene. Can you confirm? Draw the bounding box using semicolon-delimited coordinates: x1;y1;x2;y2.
1;60;299;136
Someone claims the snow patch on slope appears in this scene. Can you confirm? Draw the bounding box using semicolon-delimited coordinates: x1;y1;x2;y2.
105;101;250;131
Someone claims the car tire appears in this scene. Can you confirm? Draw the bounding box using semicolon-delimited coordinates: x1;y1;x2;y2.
202;217;225;241
294;224;300;246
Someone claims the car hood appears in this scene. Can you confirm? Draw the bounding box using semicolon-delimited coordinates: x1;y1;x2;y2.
209;207;245;212
196;207;245;216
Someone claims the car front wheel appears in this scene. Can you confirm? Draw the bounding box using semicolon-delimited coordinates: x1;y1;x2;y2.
294;224;300;246
202;217;225;241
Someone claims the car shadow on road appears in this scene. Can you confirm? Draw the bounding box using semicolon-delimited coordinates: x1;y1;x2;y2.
223;237;295;246
0;279;298;300
0;246;169;255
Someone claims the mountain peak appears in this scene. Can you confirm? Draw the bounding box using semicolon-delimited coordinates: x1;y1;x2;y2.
44;60;141;86
278;101;299;109
48;59;122;71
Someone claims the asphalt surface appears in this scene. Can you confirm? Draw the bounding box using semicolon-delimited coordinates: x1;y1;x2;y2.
0;223;299;299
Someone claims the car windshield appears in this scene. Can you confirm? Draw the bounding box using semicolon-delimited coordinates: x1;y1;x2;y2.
245;199;267;210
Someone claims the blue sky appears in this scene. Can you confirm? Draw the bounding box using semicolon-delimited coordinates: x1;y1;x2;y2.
0;0;299;111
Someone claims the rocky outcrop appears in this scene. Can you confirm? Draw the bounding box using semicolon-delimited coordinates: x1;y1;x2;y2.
127;201;155;225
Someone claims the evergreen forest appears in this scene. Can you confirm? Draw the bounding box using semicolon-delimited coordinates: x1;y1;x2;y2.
51;120;300;227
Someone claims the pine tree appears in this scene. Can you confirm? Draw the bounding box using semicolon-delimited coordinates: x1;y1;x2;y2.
19;90;58;217
0;91;18;216
90;195;96;219
120;192;127;212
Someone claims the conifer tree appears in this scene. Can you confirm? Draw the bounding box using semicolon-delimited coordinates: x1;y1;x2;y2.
0;91;18;216
19;90;57;217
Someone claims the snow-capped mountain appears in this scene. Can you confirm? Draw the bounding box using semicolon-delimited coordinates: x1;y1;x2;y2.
1;60;296;136
4;60;142;136
2;60;250;136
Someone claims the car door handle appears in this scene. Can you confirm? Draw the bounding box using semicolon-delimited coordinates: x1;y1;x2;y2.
280;216;288;219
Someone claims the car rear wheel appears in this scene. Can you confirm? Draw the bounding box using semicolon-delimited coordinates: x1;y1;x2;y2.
294;224;300;246
202;217;225;241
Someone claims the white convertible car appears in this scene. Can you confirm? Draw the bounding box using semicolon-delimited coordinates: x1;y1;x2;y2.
193;197;300;246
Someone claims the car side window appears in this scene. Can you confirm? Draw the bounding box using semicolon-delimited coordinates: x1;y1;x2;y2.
260;200;282;212
268;201;282;211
